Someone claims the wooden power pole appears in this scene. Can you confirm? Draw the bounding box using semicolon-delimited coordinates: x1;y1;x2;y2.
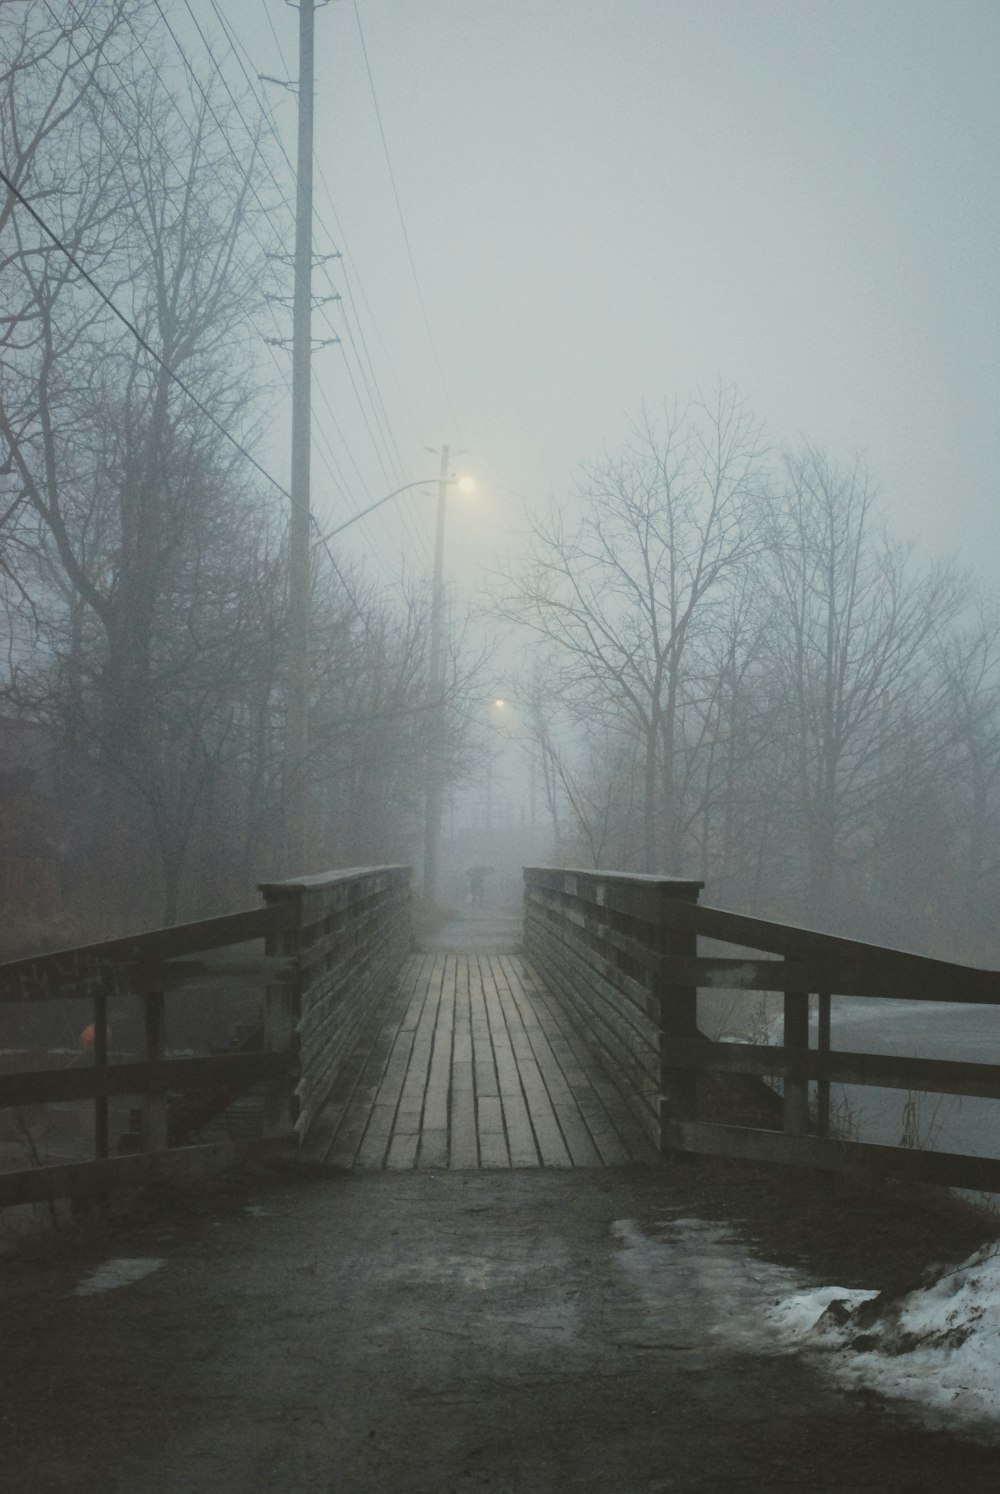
284;0;315;874
422;443;449;901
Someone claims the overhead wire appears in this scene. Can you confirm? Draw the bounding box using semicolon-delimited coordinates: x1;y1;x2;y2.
238;0;437;550
153;1;413;577
0;166;293;504
350;0;464;441
5;26;392;596
210;0;433;564
49;1;306;480
38;0;442;583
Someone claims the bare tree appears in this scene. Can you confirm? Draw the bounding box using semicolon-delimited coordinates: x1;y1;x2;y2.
763;446;965;916
935;600;1000;944
500;389;771;873
1;9;284;921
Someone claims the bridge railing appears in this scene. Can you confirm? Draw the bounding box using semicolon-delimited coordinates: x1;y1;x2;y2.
0;866;411;1213
524;866;1000;1192
523;868;705;1150
258;866;411;1142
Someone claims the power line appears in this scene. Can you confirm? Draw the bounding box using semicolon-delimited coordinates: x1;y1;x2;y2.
351;0;464;441
0;166;292;503
208;2;429;554
160;0;425;564
234;3;446;492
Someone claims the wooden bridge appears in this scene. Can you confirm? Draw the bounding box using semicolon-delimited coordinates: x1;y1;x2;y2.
4;865;1000;1213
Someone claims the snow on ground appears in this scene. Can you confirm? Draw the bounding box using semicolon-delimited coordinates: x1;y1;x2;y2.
71;1258;164;1296
767;1243;1000;1433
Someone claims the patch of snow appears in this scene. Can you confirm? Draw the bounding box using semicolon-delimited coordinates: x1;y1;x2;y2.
71;1257;164;1296
767;1284;879;1337
768;1243;1000;1433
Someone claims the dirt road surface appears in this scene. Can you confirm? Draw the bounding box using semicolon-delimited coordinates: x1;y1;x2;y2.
2;1160;998;1493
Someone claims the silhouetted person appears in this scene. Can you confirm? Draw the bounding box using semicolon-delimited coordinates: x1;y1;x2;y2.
467;866;493;906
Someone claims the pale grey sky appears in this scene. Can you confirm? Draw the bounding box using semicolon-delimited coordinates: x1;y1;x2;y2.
213;1;1000;590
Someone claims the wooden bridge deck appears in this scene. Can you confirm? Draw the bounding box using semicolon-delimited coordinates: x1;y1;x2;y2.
305;952;656;1169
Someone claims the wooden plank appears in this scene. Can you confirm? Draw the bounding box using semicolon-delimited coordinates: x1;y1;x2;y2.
499;959;602;1167
0;1141;255;1209
514;962;648;1159
489;959;571;1167
449;1085;479;1169
653;954;1000;1005
671;1039;1000;1101
527;939;660;1127
526;909;660;1021
355;1102;398;1167
309;954;425;1164
524;868;704;931
418;1128;449;1168
0;1051;289;1109
657;900;1000;995
662;1119;1000;1194
514;958;656;1164
527;929;660;1083
514;956;659;1157
450;955;479;1169
334;958;430;1168
0;907;293;1008
386;1133;419;1170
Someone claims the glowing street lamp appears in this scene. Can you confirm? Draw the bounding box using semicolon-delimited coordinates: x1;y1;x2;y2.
312;458;475;901
312;473;473;547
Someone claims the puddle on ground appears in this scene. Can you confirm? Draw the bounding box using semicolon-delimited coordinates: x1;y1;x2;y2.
610;1216;804;1349
71;1258;165;1296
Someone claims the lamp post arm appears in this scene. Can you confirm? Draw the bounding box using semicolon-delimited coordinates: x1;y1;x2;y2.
313;477;456;545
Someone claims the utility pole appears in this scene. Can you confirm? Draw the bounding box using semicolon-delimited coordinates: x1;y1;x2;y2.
422;443;449;901
284;0;315;874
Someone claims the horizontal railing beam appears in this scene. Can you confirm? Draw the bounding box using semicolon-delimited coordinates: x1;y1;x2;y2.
661;1119;1000;1194
670;1039;1000;1101
0;1141;263;1210
656;954;1000;1003
0;904;297;1005
0;1051;292;1108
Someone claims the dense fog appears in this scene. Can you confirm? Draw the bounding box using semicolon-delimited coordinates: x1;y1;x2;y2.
2;2;999;966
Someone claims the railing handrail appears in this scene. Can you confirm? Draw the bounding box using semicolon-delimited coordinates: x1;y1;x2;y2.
0;904;295;1003
0;866;414;1212
523;866;1000;1192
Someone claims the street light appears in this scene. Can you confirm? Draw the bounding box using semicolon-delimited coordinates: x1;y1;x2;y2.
302;458;473;896
311;474;473;548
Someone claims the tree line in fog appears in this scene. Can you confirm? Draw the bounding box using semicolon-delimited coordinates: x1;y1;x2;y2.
501;393;998;962
0;4;483;946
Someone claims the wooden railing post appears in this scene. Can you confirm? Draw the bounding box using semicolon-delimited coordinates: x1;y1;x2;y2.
816;990;831;1137
93;990;109;1161
782;965;810;1136
142;989;168;1154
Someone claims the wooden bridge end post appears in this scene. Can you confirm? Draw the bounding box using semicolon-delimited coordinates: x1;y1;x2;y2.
260;885;303;1142
655;880;704;1151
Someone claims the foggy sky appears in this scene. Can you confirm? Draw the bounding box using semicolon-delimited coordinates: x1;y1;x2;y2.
226;1;1000;594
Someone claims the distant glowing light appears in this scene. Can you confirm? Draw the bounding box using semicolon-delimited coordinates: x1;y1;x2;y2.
494;698;506;708
457;475;475;493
